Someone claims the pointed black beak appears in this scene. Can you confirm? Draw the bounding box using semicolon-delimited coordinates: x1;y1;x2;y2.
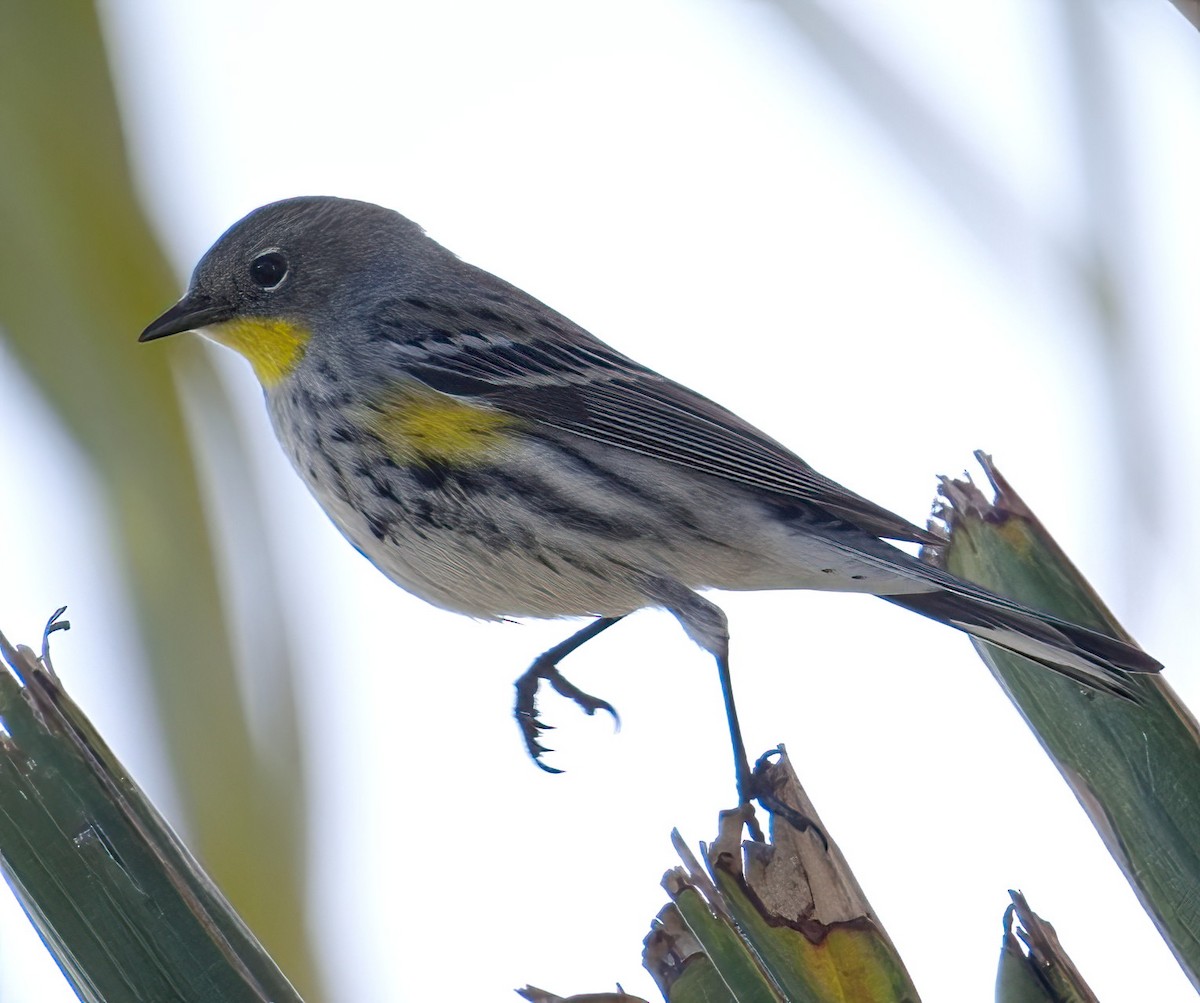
139;292;234;342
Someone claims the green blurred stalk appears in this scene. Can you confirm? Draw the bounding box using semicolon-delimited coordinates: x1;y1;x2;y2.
0;1;315;994
937;452;1200;990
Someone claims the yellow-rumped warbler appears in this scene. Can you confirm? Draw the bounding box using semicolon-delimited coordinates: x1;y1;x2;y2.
140;196;1161;803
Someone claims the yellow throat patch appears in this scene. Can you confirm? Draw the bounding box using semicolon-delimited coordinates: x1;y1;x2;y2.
205;318;310;387
357;383;520;465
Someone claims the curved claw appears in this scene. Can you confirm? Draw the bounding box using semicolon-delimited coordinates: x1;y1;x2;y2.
516;712;555;733
754;746;784;775
521;732;559;766
542;665;620;726
512;617;626;774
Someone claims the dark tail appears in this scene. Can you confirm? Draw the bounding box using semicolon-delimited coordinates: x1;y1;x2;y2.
882;589;1161;700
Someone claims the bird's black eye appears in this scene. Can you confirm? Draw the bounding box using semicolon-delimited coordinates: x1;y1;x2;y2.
249;251;289;289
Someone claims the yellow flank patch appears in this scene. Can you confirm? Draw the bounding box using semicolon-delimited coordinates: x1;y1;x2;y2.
358;383;520;465
205;318;311;387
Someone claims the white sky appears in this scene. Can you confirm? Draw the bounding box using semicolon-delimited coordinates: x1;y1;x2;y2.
2;0;1200;1000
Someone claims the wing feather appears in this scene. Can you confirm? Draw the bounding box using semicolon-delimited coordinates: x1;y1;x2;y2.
375;296;939;545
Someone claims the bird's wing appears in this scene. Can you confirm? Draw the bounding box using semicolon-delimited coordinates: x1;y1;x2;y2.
370;295;939;545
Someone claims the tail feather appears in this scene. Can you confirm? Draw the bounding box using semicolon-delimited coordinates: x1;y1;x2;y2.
882;589;1161;700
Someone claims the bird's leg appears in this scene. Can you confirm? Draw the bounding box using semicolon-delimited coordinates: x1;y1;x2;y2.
515;616;623;772
715;649;755;807
641;577;760;832
698;646;765;841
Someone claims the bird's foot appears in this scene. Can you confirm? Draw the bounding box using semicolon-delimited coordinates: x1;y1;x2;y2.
514;656;620;773
750;748;829;850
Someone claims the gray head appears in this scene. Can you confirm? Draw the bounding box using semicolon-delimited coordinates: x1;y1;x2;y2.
139;196;458;360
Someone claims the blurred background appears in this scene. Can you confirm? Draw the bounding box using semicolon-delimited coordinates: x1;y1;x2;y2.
1;0;1198;999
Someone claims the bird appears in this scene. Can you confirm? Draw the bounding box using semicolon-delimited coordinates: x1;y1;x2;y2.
140;195;1161;805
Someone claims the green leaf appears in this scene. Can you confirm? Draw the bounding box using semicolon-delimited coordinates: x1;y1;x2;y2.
644;903;738;1003
0;621;303;1003
937;452;1200;989
648;755;920;1003
994;891;1097;1003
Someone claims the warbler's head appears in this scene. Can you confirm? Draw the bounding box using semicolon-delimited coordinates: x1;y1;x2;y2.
140;196;450;387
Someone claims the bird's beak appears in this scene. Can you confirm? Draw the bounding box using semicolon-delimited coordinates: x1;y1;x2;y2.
139;292;234;342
